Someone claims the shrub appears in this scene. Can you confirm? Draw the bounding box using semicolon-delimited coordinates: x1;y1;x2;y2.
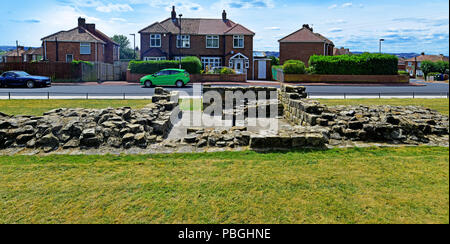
129;56;202;74
398;70;409;75
306;67;315;74
282;60;306;74
308;53;398;75
219;67;236;75
72;60;93;66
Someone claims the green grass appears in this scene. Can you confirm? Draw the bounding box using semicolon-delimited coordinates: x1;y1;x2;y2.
0;100;152;116
317;98;449;115
0;147;448;224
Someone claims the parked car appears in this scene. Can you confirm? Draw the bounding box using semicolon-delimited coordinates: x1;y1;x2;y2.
0;71;51;88
140;69;190;88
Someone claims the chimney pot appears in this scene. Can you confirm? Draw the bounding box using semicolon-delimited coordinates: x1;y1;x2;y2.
171;6;177;21
222;10;227;21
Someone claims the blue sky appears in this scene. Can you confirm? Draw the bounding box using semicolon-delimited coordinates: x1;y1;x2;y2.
1;0;449;55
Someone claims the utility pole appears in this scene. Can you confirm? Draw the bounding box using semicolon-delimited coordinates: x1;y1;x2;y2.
130;34;136;60
379;39;385;53
178;13;183;69
16;40;19;62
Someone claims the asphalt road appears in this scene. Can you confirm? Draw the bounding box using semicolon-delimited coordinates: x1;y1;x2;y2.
0;81;448;99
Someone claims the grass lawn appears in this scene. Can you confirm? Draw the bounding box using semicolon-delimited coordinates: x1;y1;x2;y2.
317;98;449;115
0;99;152;116
0;147;448;224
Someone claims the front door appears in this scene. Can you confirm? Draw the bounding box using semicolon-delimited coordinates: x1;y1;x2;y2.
258;60;266;79
234;59;244;74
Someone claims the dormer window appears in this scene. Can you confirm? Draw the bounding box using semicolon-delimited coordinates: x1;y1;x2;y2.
150;34;161;47
177;35;190;48
233;35;244;48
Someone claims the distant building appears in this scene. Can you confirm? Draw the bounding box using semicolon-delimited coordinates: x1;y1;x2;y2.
397;57;406;71
41;17;120;64
1;46;42;63
405;53;449;77
278;24;334;66
333;47;350;56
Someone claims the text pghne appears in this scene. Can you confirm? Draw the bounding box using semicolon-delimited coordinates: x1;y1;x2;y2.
178;228;271;242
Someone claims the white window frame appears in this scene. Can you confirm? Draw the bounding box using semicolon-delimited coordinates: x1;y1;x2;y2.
144;57;166;61
233;35;244;48
201;57;222;69
150;34;161;48
174;56;188;61
408;62;412;66
177;35;190;48
80;42;91;55
206;35;219;48
66;54;74;63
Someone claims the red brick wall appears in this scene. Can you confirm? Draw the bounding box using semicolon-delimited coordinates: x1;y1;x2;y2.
44;41;106;63
282;74;410;83
280;42;329;66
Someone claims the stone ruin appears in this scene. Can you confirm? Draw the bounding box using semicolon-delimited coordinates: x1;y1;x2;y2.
0;88;181;153
0;85;448;154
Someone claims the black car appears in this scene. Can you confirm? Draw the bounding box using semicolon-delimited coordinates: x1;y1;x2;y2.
0;71;52;88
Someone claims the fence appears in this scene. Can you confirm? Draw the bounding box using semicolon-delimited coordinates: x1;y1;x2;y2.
0;91;448;100
0;62;81;81
1;61;130;82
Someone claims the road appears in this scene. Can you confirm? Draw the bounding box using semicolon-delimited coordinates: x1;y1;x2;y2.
0;80;448;99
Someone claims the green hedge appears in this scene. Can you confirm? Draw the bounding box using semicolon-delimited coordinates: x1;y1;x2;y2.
282;60;306;74
129;56;202;74
309;53;398;75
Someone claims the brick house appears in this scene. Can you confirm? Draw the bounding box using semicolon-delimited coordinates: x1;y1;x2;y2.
139;6;255;79
41;18;119;64
0;46;43;63
333;47;350;56
279;24;334;66
405;53;449;77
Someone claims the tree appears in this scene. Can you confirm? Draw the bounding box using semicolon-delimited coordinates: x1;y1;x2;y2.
269;56;279;66
420;60;437;79
435;61;449;74
111;35;136;60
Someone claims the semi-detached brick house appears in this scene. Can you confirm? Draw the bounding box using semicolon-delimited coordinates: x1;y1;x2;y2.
139;6;255;79
41;18;119;64
405;53;449;77
279;24;334;66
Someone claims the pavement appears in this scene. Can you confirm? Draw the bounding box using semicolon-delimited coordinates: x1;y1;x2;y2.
0;79;448;99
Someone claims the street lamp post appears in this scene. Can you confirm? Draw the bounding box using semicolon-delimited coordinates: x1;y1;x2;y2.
178;14;183;69
130;34;136;60
379;39;385;53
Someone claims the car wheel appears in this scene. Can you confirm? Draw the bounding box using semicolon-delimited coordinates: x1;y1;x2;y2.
176;80;184;88
26;80;35;89
144;81;152;88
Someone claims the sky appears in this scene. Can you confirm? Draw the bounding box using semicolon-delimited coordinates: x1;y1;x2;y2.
0;0;449;55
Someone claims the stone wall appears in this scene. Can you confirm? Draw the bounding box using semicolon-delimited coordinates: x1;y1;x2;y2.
0;89;181;153
278;84;449;145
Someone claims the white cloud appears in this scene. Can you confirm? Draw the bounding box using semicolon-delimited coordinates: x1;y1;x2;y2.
328;4;338;9
342;3;353;8
329;28;343;32
264;27;281;30
96;4;133;13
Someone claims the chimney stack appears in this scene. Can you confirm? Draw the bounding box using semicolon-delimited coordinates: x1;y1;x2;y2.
171;6;177;22
302;24;313;32
78;17;86;28
421;52;425;55
222;10;227;21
